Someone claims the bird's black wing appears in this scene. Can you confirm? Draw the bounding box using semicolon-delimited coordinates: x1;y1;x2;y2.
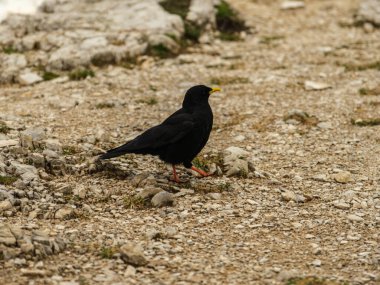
100;111;195;159
128;112;195;149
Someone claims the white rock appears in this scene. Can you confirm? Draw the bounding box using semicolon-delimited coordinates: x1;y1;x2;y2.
187;0;216;27
119;242;147;267
304;80;331;91
311;259;322;267
151;191;174;207
331;171;353;183
55;206;75;220
17;72;43;85
333;201;351;210
0;200;13;213
356;0;380;26
347;214;364;222
0;140;18;148
281;1;305;10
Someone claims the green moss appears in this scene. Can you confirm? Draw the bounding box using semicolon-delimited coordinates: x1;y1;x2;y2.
286;277;348;285
62;145;78;155
42;71;59;81
358;87;380;96
124;195;146;209
160;0;190;19
69;69;95;81
259;35;285;45
351;118;380;126
0;175;18;186
136;97;158;105
192;157;209;171
217;182;232;192
216;0;247;41
2;46;18;54
95;102;115;109
147;44;174;58
184;22;202;42
43;73;58;81
100;247;115;259
342;61;380;72
0;121;10;134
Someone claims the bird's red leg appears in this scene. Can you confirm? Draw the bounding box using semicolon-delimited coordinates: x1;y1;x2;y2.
170;164;182;183
191;166;210;177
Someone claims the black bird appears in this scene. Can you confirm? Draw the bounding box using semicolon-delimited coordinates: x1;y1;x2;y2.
99;85;220;182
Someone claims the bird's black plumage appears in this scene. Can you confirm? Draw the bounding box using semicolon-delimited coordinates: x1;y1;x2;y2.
100;85;218;174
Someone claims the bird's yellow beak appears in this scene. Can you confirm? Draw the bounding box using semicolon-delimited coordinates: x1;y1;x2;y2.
210;87;221;94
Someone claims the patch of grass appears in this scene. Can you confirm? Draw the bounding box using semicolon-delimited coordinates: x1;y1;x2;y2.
124;195;146;209
216;0;247;41
62;145;78;155
193;157;209;171
351;118;380;126
99;247;115;259
0;121;10;134
69;69;95;81
358;87;380;96
136;97;158;105
0;175;18;186
42;71;59;81
286;277;347;285
210;76;249;86
147;44;174;58
259;35;285;45
78;276;90;285
95;102;115;109
160;0;190;19
184;22;202;42
2;46;18;54
341;61;380;72
217;182;232;192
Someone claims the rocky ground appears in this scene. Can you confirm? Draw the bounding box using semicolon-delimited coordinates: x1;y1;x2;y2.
0;0;380;284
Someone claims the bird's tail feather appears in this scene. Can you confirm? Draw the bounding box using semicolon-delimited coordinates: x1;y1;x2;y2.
99;143;133;160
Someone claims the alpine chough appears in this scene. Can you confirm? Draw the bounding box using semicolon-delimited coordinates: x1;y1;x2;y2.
99;85;220;182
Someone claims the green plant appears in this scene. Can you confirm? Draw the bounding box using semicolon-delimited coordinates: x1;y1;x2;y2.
351;118;380;126
2;46;18;54
100;247;115;259
0;175;18;185
147;44;173;58
95;102;115;109
215;0;247;41
124;195;146;209
69;69;95;81
42;71;59;81
0;121;10;134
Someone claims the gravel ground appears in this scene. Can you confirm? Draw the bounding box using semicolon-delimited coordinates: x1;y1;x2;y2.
0;0;379;284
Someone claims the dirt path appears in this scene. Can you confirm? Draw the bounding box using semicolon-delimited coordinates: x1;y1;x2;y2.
0;0;379;284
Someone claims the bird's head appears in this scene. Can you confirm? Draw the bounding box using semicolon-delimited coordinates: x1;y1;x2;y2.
183;85;221;108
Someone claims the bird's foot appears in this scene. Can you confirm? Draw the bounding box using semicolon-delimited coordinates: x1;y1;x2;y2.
191;166;212;178
169;176;188;183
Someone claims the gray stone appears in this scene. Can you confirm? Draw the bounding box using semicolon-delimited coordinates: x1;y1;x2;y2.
20;127;46;149
0;200;13;213
119;242;148;267
0;139;18;148
55;206;75;220
281;190;306;203
0;224;16;245
281;1;305;10
45;139;63;153
347;214;364;222
136;187;163;199
151;191;174;207
356;0;380;26
332;171;353;183
17;72;43;85
304;80;331;91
